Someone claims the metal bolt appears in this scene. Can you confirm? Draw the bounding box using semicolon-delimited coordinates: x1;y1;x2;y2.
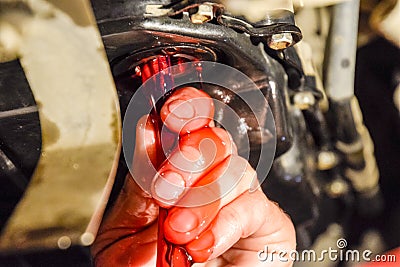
293;91;316;110
267;32;294;50
191;4;214;24
326;179;349;198
318;151;338;171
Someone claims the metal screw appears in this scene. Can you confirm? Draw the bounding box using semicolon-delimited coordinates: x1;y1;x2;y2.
191;4;214;24
267;33;294;50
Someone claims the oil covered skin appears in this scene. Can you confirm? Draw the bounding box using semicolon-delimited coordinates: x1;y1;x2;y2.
92;87;296;267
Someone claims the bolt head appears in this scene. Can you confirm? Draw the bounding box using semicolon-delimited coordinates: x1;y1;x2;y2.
190;4;214;24
191;14;211;24
294;91;316;110
268;33;294;50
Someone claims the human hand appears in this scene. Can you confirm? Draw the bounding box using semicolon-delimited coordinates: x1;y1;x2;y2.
91;87;296;266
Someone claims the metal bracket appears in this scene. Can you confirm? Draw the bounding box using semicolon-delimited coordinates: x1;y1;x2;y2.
145;0;302;49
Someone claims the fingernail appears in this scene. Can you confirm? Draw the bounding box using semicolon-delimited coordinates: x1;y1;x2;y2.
168;209;199;233
180;146;202;162
169;146;204;174
187;229;215;252
154;171;185;201
168;99;195;119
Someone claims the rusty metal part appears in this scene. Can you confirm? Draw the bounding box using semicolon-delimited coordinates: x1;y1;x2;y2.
0;0;121;253
268;32;294;50
217;15;302;49
143;0;302;49
190;3;214;24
